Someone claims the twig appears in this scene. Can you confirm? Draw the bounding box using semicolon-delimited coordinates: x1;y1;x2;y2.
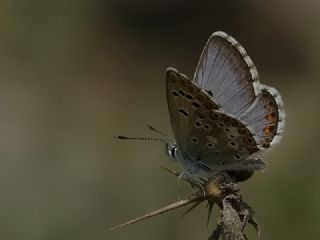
110;194;204;230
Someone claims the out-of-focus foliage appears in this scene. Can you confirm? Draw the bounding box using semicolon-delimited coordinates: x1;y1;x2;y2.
0;0;319;239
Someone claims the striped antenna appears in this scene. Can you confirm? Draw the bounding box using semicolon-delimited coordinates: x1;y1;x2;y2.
114;135;169;144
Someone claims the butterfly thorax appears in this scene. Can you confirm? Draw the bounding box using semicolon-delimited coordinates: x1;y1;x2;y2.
166;143;221;177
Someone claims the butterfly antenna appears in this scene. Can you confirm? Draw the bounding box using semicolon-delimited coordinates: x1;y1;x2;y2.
147;125;174;142
114;135;169;144
158;165;180;177
110;195;204;231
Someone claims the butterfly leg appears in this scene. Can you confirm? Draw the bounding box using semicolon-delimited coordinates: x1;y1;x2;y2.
179;171;206;196
158;165;180;177
158;165;205;197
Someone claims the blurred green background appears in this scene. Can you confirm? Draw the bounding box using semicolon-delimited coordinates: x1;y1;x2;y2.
0;0;319;239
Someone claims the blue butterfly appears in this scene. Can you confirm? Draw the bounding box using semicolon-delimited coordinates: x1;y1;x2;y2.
165;31;285;181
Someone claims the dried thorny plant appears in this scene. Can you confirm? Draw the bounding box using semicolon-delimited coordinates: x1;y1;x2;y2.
110;167;260;240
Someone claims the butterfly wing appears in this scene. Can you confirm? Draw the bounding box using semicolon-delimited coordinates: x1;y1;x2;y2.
193;31;260;118
193;31;285;149
239;85;286;148
166;67;219;153
166;68;263;172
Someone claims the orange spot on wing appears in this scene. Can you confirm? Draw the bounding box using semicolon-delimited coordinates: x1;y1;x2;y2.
263;125;275;135
266;112;276;121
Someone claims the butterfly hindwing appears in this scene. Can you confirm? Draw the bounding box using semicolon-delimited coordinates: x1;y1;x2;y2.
239;85;286;148
184;109;262;171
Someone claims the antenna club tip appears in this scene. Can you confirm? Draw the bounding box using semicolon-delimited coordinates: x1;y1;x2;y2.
114;135;128;140
147;124;155;130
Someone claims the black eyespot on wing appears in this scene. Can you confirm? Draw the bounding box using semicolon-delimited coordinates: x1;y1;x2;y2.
186;94;193;100
191;137;198;143
195;120;202;127
234;153;241;160
207;142;214;148
209;113;220;121
179;90;185;96
217;122;225;128
228;134;237;139
179;108;190;117
203;124;212;131
172;90;179;97
192;102;200;108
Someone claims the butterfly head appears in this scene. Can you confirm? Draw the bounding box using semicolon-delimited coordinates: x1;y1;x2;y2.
165;141;178;161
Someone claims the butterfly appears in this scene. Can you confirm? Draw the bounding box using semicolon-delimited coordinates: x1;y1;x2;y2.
165;31;286;181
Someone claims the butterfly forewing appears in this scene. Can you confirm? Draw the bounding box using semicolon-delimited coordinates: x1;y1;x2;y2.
193;32;260;118
166;68;260;171
166;68;219;154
